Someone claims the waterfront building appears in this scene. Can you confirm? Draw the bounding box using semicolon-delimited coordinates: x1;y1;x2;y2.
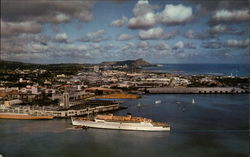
4;99;22;106
63;92;69;108
94;66;99;72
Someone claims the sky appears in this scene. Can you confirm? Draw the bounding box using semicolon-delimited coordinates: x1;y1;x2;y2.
1;0;249;64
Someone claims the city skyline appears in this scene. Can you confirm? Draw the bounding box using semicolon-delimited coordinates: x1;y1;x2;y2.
1;0;249;64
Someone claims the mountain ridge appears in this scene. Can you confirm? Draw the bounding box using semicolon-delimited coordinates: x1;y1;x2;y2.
100;58;153;67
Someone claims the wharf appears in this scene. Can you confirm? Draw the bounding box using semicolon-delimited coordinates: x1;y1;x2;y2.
147;87;247;94
0;100;120;118
95;93;141;99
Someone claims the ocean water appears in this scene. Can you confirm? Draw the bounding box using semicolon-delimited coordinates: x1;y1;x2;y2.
0;94;249;157
144;64;250;77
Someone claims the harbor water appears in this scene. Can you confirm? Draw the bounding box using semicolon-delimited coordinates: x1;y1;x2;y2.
0;94;249;157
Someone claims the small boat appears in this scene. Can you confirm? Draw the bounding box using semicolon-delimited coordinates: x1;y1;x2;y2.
155;100;161;104
0;113;54;120
71;114;170;131
137;103;141;107
192;99;195;104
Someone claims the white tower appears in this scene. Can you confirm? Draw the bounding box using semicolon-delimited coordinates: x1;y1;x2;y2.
77;85;82;90
93;66;99;72
63;92;69;108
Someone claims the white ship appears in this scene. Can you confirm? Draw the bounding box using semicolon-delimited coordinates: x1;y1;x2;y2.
155;100;161;104
71;114;170;131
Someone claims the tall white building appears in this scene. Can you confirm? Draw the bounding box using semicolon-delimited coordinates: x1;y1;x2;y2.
63;92;69;108
93;66;99;72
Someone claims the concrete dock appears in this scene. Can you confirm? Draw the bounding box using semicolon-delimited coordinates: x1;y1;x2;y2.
0;100;120;118
147;87;247;94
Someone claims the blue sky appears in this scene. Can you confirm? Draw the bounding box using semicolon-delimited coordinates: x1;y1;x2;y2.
1;0;249;64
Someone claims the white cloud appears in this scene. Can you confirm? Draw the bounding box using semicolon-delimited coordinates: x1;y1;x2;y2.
117;33;134;41
2;0;95;24
128;2;193;29
154;42;171;50
207;24;243;35
128;0;158;29
1;20;42;36
65;44;88;51
213;9;249;22
78;30;106;42
137;0;149;6
138;28;178;40
173;41;185;49
173;41;196;49
8;53;47;61
128;12;157;29
137;41;150;49
110;16;128;27
202;41;222;49
55;33;68;43
133;0;157;16
224;38;250;48
55;13;70;23
87;30;105;38
27;43;48;52
162;30;179;40
210;24;228;33
77;10;93;22
158;4;193;25
138;27;163;40
120;42;136;51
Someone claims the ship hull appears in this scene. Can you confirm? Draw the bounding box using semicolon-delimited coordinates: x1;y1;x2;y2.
72;119;170;131
0;113;54;120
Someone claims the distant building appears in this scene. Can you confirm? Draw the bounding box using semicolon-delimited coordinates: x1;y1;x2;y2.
31;86;39;94
57;74;66;78
85;87;122;95
93;66;99;72
63;92;69;108
19;78;23;83
77;85;82;91
4;99;22;106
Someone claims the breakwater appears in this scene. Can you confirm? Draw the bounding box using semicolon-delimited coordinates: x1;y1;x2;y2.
147;87;247;94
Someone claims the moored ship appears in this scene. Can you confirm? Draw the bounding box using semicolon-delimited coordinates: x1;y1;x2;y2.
0;113;54;120
71;114;170;131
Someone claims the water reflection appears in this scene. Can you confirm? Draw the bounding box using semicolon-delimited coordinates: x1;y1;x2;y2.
87;128;169;139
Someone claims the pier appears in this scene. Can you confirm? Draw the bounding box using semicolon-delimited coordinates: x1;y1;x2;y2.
95;93;141;99
0;100;120;118
147;87;247;94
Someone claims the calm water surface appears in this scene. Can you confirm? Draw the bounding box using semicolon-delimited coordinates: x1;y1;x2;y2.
0;94;249;157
